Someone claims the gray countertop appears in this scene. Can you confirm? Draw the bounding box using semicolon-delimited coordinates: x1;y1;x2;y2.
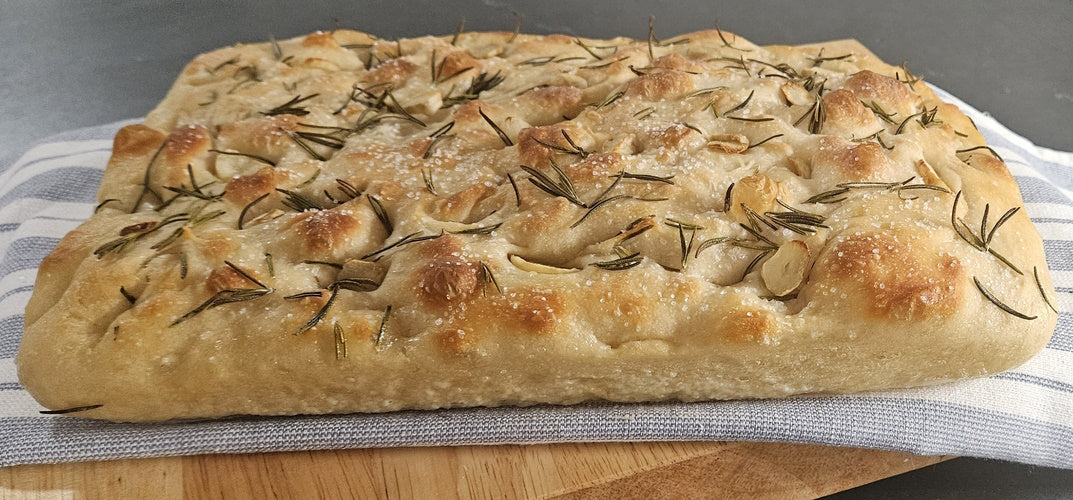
2;0;1071;496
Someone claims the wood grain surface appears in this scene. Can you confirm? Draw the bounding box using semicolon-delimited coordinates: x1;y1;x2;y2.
0;442;947;499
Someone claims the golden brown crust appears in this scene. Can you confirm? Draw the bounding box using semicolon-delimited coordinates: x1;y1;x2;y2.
15;30;1056;421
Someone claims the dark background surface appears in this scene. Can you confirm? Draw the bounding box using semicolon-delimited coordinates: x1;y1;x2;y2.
2;0;1071;496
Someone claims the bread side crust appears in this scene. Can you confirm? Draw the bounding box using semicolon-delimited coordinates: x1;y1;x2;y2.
17;30;1056;421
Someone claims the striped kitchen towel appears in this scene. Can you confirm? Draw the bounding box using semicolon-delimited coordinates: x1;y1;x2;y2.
1;87;1071;468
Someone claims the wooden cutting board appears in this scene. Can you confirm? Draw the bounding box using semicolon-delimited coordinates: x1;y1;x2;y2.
1;442;946;498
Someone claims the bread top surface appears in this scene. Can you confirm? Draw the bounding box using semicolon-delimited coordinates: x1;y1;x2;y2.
16;28;1057;421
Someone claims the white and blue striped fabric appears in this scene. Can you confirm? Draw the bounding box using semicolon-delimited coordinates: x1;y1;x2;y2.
2;88;1072;469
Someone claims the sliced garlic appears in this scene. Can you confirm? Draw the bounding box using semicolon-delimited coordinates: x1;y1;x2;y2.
729;174;781;223
914;159;948;191
707;134;749;154
339;259;387;284
780;81;812;106
508;254;580;274
761;240;811;296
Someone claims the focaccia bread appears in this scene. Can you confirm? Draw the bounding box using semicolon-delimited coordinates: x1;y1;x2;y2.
16;27;1058;421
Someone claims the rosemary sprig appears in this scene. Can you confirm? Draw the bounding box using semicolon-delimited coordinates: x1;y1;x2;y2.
518;56;555;66
894;108;926;134
677;224;697;270
617;171;675;184
974;276;1036;320
727;116;774;123
719;90;754;117
741;204;777;232
740;250;772;281
162;184;222;202
593;90;624;110
531;130;588;158
679;122;705;136
793;96;826;134
810;49;852;64
285;291;325;300
351;109;426;134
851;129;892;147
665;218;704;231
896;62;921;89
917;106;941;129
737;223;778;250
442;71;505;106
423;133;454;159
294;131;345;150
361;231;442;260
384;91;427;127
270;35;283;61
375;305;392;349
747;134;784;150
719;55;750;76
593;251;644;271
95;199;121;213
575;38;615;60
293;278;381;336
479;261;501;295
262;94;318;116
451;18;465;45
294;286;339;335
40;404;103;415
507;172;521;207
862;100;898;124
335;278;381;292
572;194;632;228
132;143;166;212
452;222;503;235
693;236;730;258
295;170;322;190
171;264;272;326
1035;266;1059;314
950;191;1023;275
366;194;393;234
209;149;277;167
520;162;585;207
302;260;343;269
715;21;751;52
334;323;348;359
647;16;656;61
805;177;950;204
758;200;830;235
94;213;189;258
210;57;238;73
335;179;361;201
237;193;270;231
618;216;655;242
633;106;656;120
276;188;326;212
429;121;455;138
421;169;437;194
179;252;188;279
285;130;326;161
478;107;513;147
223;260;268;288
580;56;629;70
120;286;137;304
509;11;521;43
956;145;1004;163
225;65;260;94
